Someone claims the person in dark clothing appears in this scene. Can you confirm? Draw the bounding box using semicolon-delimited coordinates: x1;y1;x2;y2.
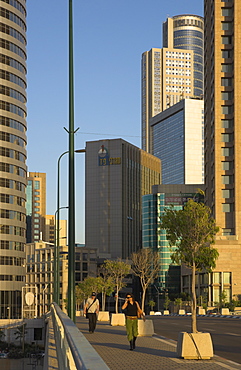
122;293;143;350
84;292;99;333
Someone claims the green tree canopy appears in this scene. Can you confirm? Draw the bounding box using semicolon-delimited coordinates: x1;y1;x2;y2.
160;199;219;333
103;259;130;313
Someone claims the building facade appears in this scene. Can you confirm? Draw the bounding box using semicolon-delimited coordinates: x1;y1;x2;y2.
45;215;67;246
204;0;241;302
25;241;97;316
85;139;161;259
142;184;204;300
150;99;204;184
142;14;204;153
0;0;27;318
26;172;46;243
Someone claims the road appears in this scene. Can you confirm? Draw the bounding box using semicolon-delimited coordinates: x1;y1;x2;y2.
150;315;241;365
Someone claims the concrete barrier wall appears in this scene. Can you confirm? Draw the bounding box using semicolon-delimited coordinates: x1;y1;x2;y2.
50;303;110;370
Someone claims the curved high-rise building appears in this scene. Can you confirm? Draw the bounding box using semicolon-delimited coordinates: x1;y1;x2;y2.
0;0;27;318
142;14;204;152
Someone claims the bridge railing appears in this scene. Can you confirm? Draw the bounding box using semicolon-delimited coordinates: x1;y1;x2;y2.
47;303;109;370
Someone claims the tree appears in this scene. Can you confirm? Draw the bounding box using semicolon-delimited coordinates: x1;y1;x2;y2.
103;259;130;313
75;285;85;311
175;297;183;311
164;295;171;310
160;199;219;333
148;300;156;311
14;323;27;347
76;276;103;306
98;265;116;311
131;248;160;312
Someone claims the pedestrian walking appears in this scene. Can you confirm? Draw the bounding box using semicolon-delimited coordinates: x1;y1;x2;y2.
122;293;143;350
84;292;99;333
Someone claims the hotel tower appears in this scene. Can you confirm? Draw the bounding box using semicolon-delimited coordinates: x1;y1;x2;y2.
0;0;27;318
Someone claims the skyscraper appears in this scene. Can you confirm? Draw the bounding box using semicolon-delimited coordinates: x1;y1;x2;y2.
142;14;204;152
150;98;204;184
203;0;241;301
0;0;27;318
26;172;46;243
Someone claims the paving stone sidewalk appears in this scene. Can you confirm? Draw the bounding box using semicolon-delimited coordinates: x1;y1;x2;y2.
76;317;241;370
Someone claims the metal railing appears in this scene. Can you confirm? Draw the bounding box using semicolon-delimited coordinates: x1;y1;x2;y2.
48;303;109;370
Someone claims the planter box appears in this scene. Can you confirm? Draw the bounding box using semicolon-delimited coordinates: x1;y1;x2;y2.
110;313;125;326
98;311;110;321
76;310;84;317
163;310;169;315
178;309;185;315
221;308;229;315
138;319;154;336
198;308;206;315
177;332;213;360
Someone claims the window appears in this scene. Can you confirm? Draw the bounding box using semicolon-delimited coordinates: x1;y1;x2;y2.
222;189;233;198
222;50;233;59
221;64;233;73
221;133;233;142
221;106;233;115
221;119;233;128
222;22;233;31
34;328;42;341
222;175;233;184
222;36;232;45
34;181;40;190
221;77;233;86
223;272;231;284
222;203;233;212
222;161;233;170
222;8;233;17
222;228;234;236
221;91;233;100
212;272;220;284
221;147;233;156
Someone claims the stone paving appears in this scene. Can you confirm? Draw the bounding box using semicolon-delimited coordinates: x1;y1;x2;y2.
76;317;241;370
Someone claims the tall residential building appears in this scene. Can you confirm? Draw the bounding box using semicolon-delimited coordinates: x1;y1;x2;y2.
150;98;204;184
26;172;46;243
85;139;161;260
142;14;204;152
203;0;241;301
0;0;27;319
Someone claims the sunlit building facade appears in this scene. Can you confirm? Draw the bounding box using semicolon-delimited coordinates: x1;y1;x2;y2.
0;0;27;318
85;139;161;259
203;0;241;302
142;14;204;153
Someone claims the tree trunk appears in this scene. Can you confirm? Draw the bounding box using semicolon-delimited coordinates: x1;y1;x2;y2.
191;261;197;333
102;291;105;311
141;287;146;312
115;286;119;313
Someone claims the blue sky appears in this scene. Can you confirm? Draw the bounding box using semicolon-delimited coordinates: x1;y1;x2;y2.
26;0;203;243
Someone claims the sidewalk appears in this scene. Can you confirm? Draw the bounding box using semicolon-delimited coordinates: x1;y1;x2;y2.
76;317;241;370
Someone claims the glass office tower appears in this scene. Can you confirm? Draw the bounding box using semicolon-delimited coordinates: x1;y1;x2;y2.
0;0;27;318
